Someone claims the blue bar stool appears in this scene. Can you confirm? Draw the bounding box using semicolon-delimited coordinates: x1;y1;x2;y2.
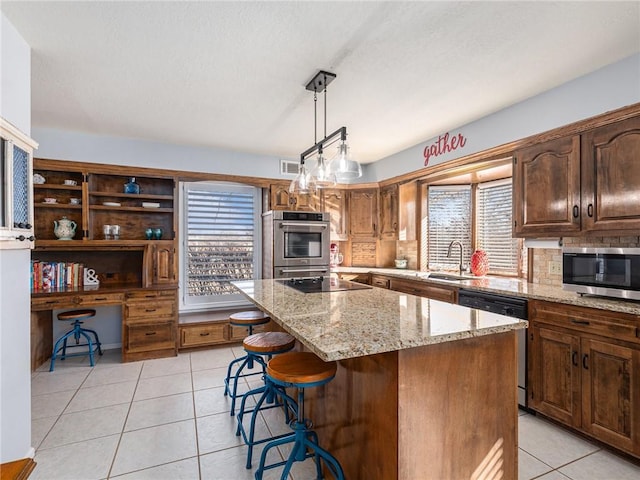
235;332;298;469
49;309;103;371
224;310;271;415
254;351;345;480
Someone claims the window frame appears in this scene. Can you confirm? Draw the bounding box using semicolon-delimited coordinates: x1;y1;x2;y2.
178;181;262;312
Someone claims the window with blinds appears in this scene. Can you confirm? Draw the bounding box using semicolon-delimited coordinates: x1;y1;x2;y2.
427;186;472;270
477;179;518;275
180;182;261;310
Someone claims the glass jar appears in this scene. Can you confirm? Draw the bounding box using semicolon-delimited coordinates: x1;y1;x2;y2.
124;177;140;194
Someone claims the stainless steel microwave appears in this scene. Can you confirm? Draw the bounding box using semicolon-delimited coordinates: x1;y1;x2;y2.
562;247;640;300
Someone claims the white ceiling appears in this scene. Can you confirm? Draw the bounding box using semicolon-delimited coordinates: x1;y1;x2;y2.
2;1;639;164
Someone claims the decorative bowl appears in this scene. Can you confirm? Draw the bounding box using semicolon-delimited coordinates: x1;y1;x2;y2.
395;259;408;269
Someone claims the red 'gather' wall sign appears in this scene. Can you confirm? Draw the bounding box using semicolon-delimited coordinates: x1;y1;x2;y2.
423;132;467;166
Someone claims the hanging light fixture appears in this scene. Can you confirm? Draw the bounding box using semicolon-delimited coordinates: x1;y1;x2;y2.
289;70;362;195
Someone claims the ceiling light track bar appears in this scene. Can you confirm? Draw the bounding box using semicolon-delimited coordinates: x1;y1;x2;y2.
300;126;347;163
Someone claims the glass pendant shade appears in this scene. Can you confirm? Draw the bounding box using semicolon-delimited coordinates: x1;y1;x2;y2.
329;141;362;182
289;162;311;194
309;153;336;188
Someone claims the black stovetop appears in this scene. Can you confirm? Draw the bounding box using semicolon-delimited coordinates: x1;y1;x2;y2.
278;276;372;294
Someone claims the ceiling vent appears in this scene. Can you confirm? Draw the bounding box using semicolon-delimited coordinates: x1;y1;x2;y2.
280;159;300;176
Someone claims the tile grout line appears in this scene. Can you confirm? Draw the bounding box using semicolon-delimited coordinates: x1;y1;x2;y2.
105;357;144;479
188;351;205;480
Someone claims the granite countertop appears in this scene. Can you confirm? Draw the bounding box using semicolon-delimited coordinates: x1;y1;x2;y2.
334;267;640;316
232;279;526;362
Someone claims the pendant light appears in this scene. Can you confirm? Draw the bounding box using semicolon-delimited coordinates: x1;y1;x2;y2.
289;70;361;195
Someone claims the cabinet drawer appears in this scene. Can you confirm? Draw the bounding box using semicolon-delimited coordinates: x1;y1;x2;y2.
389;278;457;303
125;289;177;301
125;322;175;353
228;323;268;342
75;293;124;306
31;296;76;311
31;292;124;310
125;300;176;321
371;275;390;289
180;323;227;348
530;300;640;343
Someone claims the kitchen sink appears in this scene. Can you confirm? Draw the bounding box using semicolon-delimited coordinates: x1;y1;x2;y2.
418;272;475;282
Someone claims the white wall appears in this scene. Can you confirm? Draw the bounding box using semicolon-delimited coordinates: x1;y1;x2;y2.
364;53;640;182
33;128;284;179
0;12;33;463
1;13;30;135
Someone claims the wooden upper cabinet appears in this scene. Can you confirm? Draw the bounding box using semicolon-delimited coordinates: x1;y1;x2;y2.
349;189;378;237
379;185;398;240
269;182;318;211
319;188;348;240
398;181;417;241
513;135;581;237
581;115;640;232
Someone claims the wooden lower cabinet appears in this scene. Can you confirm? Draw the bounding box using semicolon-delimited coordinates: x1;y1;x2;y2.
388;277;458;303
180;322;227;348
178;317;270;349
123;289;178;362
528;300;640;457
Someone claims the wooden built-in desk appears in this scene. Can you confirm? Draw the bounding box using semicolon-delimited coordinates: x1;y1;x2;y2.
31;285;178;371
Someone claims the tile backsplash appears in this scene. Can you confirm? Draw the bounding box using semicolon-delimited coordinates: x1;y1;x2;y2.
531;235;640;286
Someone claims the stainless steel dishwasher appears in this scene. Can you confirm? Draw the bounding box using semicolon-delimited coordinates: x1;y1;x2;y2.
457;289;529;407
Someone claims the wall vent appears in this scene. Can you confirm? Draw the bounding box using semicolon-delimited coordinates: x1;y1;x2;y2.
280;160;300;176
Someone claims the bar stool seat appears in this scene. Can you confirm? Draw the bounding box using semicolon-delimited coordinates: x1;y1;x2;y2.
235;332;298;468
255;352;345;480
224;311;272;415
229;311;271;331
49;309;103;371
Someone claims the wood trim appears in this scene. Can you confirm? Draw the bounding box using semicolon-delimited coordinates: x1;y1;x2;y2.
0;117;39;150
0;458;36;480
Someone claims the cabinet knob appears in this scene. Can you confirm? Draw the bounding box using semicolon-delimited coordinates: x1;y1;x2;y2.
587;204;594;217
572;205;579;218
582;353;589;370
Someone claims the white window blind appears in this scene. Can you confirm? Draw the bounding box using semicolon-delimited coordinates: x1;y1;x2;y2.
427;186;471;270
180;182;261;310
477;179;518;275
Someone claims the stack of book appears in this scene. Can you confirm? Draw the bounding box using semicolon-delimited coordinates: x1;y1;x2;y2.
31;261;85;291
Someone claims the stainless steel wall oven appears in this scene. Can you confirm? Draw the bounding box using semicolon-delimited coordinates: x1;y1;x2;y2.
262;210;331;279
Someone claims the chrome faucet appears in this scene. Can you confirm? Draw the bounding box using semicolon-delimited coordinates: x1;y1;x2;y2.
447;240;464;276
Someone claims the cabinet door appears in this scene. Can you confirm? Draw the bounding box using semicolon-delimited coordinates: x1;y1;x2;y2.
513;135;581;236
152;243;177;285
581;338;640;454
581;115;640;232
349;189;378;237
529;325;581;426
269;182;292;210
398;182;417;241
320;189;348;240
379;185;398;240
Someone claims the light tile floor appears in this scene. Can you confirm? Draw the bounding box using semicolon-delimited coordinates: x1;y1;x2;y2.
30;346;640;480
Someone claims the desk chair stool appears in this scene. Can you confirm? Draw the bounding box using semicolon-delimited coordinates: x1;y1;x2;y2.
255;351;345;480
224;310;271;415
49;309;103;371
235;332;298;468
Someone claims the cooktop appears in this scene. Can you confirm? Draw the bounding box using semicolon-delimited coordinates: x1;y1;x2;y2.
278;276;373;294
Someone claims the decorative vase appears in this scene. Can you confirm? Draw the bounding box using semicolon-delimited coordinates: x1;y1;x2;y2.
124;177;140;194
145;228;154;240
53;216;77;240
153;228;163;240
470;249;489;276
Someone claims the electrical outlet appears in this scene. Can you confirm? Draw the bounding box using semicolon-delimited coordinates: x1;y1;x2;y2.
549;261;562;275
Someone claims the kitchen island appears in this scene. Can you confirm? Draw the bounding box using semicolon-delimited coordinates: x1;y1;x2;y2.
233;279;527;479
